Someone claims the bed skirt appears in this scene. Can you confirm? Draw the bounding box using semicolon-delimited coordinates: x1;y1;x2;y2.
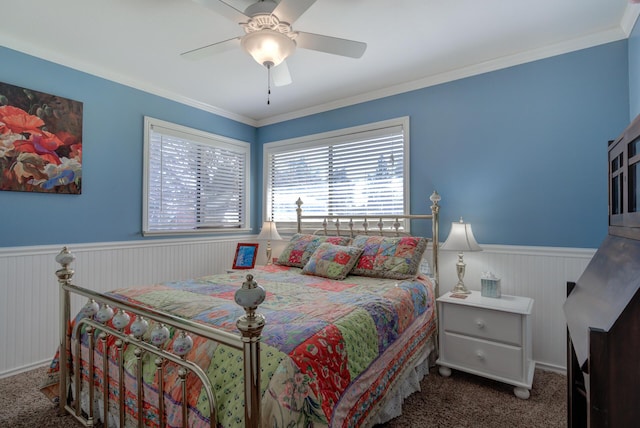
365;337;435;427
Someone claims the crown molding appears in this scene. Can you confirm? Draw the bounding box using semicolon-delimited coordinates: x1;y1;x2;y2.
257;28;628;127
3;16;634;130
1;35;258;127
621;2;640;36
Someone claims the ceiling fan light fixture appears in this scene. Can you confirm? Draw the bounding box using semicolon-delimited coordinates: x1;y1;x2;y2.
241;29;296;68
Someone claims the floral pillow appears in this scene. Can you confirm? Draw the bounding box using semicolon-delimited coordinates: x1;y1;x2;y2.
302;243;363;280
350;235;427;279
276;234;351;268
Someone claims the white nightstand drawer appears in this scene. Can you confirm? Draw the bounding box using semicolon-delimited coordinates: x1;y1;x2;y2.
442;303;522;345
441;332;524;381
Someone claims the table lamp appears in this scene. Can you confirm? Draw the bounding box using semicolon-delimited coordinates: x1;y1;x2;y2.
257;219;282;265
440;218;482;294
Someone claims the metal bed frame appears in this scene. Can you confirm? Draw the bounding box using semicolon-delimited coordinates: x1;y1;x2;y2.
54;191;440;427
56;249;265;428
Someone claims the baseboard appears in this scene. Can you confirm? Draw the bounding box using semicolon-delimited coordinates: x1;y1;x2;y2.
535;360;567;376
1;360;568;381
0;359;51;380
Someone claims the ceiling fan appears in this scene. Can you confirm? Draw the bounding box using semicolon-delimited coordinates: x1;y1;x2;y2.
183;0;367;89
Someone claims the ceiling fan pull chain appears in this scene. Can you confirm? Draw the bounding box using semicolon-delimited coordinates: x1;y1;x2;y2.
266;62;272;105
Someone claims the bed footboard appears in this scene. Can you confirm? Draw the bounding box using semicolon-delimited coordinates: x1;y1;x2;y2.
55;247;265;428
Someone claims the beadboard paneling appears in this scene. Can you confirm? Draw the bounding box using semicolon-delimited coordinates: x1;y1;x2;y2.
0;241;594;377
0;237;251;378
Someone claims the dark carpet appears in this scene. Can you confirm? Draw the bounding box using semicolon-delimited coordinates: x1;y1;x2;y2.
0;366;565;427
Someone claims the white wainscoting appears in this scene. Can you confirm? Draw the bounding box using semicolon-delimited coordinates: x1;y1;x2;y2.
0;240;594;378
436;244;595;373
0;237;253;378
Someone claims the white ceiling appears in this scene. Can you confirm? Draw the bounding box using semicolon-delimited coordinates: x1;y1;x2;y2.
2;0;639;126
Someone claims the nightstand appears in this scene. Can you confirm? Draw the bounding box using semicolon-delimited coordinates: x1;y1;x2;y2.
436;291;535;399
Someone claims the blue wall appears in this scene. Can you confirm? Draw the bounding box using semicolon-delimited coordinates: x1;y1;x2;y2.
259;41;630;248
0;47;256;247
0;38;633;249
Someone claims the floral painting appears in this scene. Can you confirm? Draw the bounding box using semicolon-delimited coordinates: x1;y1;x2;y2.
0;82;82;194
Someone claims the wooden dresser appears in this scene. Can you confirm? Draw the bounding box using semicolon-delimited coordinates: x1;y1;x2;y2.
564;113;640;427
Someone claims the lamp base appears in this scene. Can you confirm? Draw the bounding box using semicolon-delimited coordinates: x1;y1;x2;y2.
451;252;471;294
265;243;273;265
451;281;471;294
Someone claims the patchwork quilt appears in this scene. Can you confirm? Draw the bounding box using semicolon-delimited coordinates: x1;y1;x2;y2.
41;265;436;428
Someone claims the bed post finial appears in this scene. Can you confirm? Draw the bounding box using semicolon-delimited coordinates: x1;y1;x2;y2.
235;274;266;328
235;274;266;428
296;198;303;233
56;246;76;282
430;191;441;205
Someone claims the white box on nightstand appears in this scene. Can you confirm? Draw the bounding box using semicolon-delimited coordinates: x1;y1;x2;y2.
435;291;535;399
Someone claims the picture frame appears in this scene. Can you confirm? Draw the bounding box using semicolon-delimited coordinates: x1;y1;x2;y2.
232;243;259;269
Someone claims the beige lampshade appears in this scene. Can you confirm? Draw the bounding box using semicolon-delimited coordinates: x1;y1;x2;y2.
441;218;482;252
257;220;282;241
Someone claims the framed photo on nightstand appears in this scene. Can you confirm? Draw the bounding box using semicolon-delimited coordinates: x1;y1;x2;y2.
232;243;259;269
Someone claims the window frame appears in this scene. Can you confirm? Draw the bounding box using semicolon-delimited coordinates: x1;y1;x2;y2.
143;116;251;236
262;117;410;233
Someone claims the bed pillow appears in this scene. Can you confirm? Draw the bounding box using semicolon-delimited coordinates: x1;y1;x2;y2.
276;234;351;268
302;243;363;280
350;235;427;279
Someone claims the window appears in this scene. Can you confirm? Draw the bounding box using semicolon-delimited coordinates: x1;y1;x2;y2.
264;117;409;230
143;117;250;235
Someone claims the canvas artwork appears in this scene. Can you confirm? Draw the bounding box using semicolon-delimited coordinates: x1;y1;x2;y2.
0;82;83;194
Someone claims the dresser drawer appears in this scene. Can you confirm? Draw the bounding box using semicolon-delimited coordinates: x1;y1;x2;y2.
441;332;524;381
442;303;522;345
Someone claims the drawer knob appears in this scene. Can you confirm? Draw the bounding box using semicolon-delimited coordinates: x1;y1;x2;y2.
476;319;485;329
476;350;485;360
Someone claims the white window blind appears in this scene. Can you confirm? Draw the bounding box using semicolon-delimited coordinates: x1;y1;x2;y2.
143;117;250;235
264;118;409;225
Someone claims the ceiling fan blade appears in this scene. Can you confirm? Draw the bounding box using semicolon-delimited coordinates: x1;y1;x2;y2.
192;0;249;23
181;37;241;60
272;61;292;87
273;0;317;24
296;32;367;58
